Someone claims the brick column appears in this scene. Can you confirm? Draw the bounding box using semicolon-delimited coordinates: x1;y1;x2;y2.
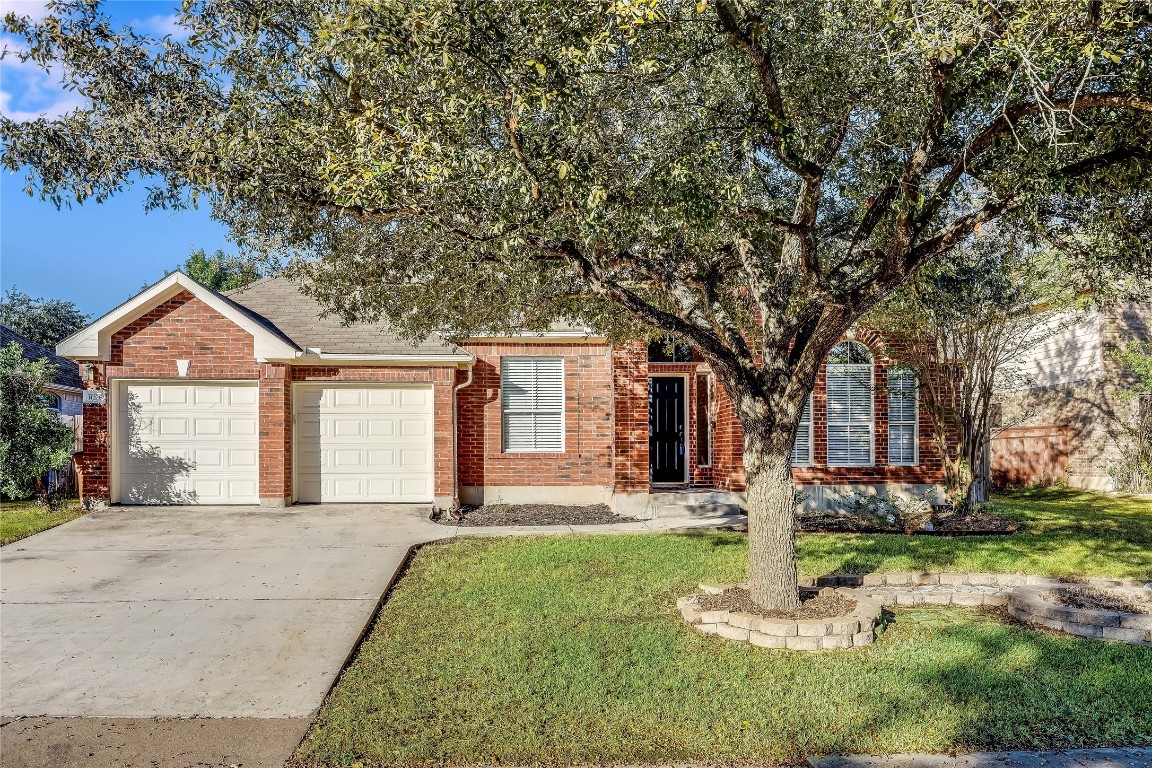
433;369;458;510
77;362;111;507
259;363;293;506
612;342;650;514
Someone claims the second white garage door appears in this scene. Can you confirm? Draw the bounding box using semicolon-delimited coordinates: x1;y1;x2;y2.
294;385;435;503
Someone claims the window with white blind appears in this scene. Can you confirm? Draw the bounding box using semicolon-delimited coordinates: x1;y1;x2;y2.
792;392;814;466
887;367;918;465
826;341;874;466
501;356;565;452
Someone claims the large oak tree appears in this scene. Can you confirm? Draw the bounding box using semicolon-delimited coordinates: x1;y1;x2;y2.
4;0;1150;608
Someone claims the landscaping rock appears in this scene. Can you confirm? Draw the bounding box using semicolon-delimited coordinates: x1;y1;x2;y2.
681;572;1152;652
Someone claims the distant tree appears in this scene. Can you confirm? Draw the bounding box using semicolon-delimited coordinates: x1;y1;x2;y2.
1108;341;1152;492
179;248;265;292
0;343;77;502
4;0;1151;608
870;234;1074;509
0;288;88;347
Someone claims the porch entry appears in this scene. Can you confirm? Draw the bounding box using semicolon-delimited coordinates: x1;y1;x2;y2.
649;376;686;483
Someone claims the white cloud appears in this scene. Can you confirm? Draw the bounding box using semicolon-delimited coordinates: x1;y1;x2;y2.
0;86;83;120
135;13;190;42
0;0;52;21
0;32;85;121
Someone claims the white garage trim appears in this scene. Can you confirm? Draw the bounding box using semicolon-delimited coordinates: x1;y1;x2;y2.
111;379;261;505
292;383;436;504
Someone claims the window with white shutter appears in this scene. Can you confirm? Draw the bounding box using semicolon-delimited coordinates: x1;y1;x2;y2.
501;357;565;452
826;341;874;466
887;367;918;465
792;392;813;466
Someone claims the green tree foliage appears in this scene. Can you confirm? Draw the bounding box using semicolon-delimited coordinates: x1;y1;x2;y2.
0;343;77;500
180;248;264;292
0;288;89;347
3;0;1151;607
870;233;1082;508
1109;341;1152;491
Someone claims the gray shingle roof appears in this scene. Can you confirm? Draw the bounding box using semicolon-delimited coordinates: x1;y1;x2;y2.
226;277;464;356
1;325;84;390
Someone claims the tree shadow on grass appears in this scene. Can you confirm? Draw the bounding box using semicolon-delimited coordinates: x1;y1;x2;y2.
888;611;1152;751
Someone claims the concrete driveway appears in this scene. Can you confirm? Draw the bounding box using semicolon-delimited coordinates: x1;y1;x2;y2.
0;504;436;718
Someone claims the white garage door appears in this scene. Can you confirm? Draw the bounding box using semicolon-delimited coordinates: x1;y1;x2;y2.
117;382;260;504
294;385;434;503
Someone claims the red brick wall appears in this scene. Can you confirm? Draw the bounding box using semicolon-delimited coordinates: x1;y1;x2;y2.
76;362;110;505
109;292;261;378
708;330;948;491
710;379;745;490
456;341;615;491
612;342;649;494
259;364;292;501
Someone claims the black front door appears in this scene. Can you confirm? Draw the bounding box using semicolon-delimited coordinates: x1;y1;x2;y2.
649;376;685;483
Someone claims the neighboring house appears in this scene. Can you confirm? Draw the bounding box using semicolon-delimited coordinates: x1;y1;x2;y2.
57;272;950;513
2;324;84;416
992;300;1152;490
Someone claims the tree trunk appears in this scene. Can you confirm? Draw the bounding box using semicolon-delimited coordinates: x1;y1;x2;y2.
744;428;801;611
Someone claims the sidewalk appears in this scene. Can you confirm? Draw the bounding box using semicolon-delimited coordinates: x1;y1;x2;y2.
809;747;1152;768
441;512;748;537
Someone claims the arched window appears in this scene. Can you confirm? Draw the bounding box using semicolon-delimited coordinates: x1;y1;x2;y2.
41;392;61;411
887;366;919;466
826;341;874;466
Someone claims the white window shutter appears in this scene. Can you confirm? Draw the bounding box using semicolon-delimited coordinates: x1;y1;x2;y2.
501;357;564;452
792;393;813;466
887;368;918;465
827;359;874;466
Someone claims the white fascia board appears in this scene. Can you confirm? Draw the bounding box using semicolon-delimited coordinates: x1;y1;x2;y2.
55;272;299;362
44;383;84;394
285;352;475;367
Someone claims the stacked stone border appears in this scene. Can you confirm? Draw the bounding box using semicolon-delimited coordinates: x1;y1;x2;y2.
677;587;884;650
1008;586;1152;644
679;572;1152;651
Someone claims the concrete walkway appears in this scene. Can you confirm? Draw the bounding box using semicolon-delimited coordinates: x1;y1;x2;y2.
809;748;1152;768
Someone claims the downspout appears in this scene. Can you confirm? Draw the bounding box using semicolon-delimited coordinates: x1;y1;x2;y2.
452;362;475;510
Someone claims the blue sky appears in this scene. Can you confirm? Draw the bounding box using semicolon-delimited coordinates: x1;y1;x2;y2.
1;0;232;316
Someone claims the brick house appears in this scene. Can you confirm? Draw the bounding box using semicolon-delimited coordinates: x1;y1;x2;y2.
3;324;84;416
992;299;1152;490
58;272;949;513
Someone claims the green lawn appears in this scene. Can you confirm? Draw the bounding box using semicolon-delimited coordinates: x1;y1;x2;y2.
0;498;85;545
295;489;1152;767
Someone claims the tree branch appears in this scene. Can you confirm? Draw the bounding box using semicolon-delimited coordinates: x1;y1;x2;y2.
714;0;820;181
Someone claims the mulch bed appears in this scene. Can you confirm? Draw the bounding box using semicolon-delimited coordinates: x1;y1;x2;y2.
1041;585;1152;615
434;503;640;527
796;506;1018;535
696;587;857;620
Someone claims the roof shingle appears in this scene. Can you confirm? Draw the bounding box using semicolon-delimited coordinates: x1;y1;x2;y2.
1;325;84;390
225;277;464;356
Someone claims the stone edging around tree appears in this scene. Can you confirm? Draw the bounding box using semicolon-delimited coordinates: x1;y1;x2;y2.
678;572;1152;651
1007;587;1152;644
